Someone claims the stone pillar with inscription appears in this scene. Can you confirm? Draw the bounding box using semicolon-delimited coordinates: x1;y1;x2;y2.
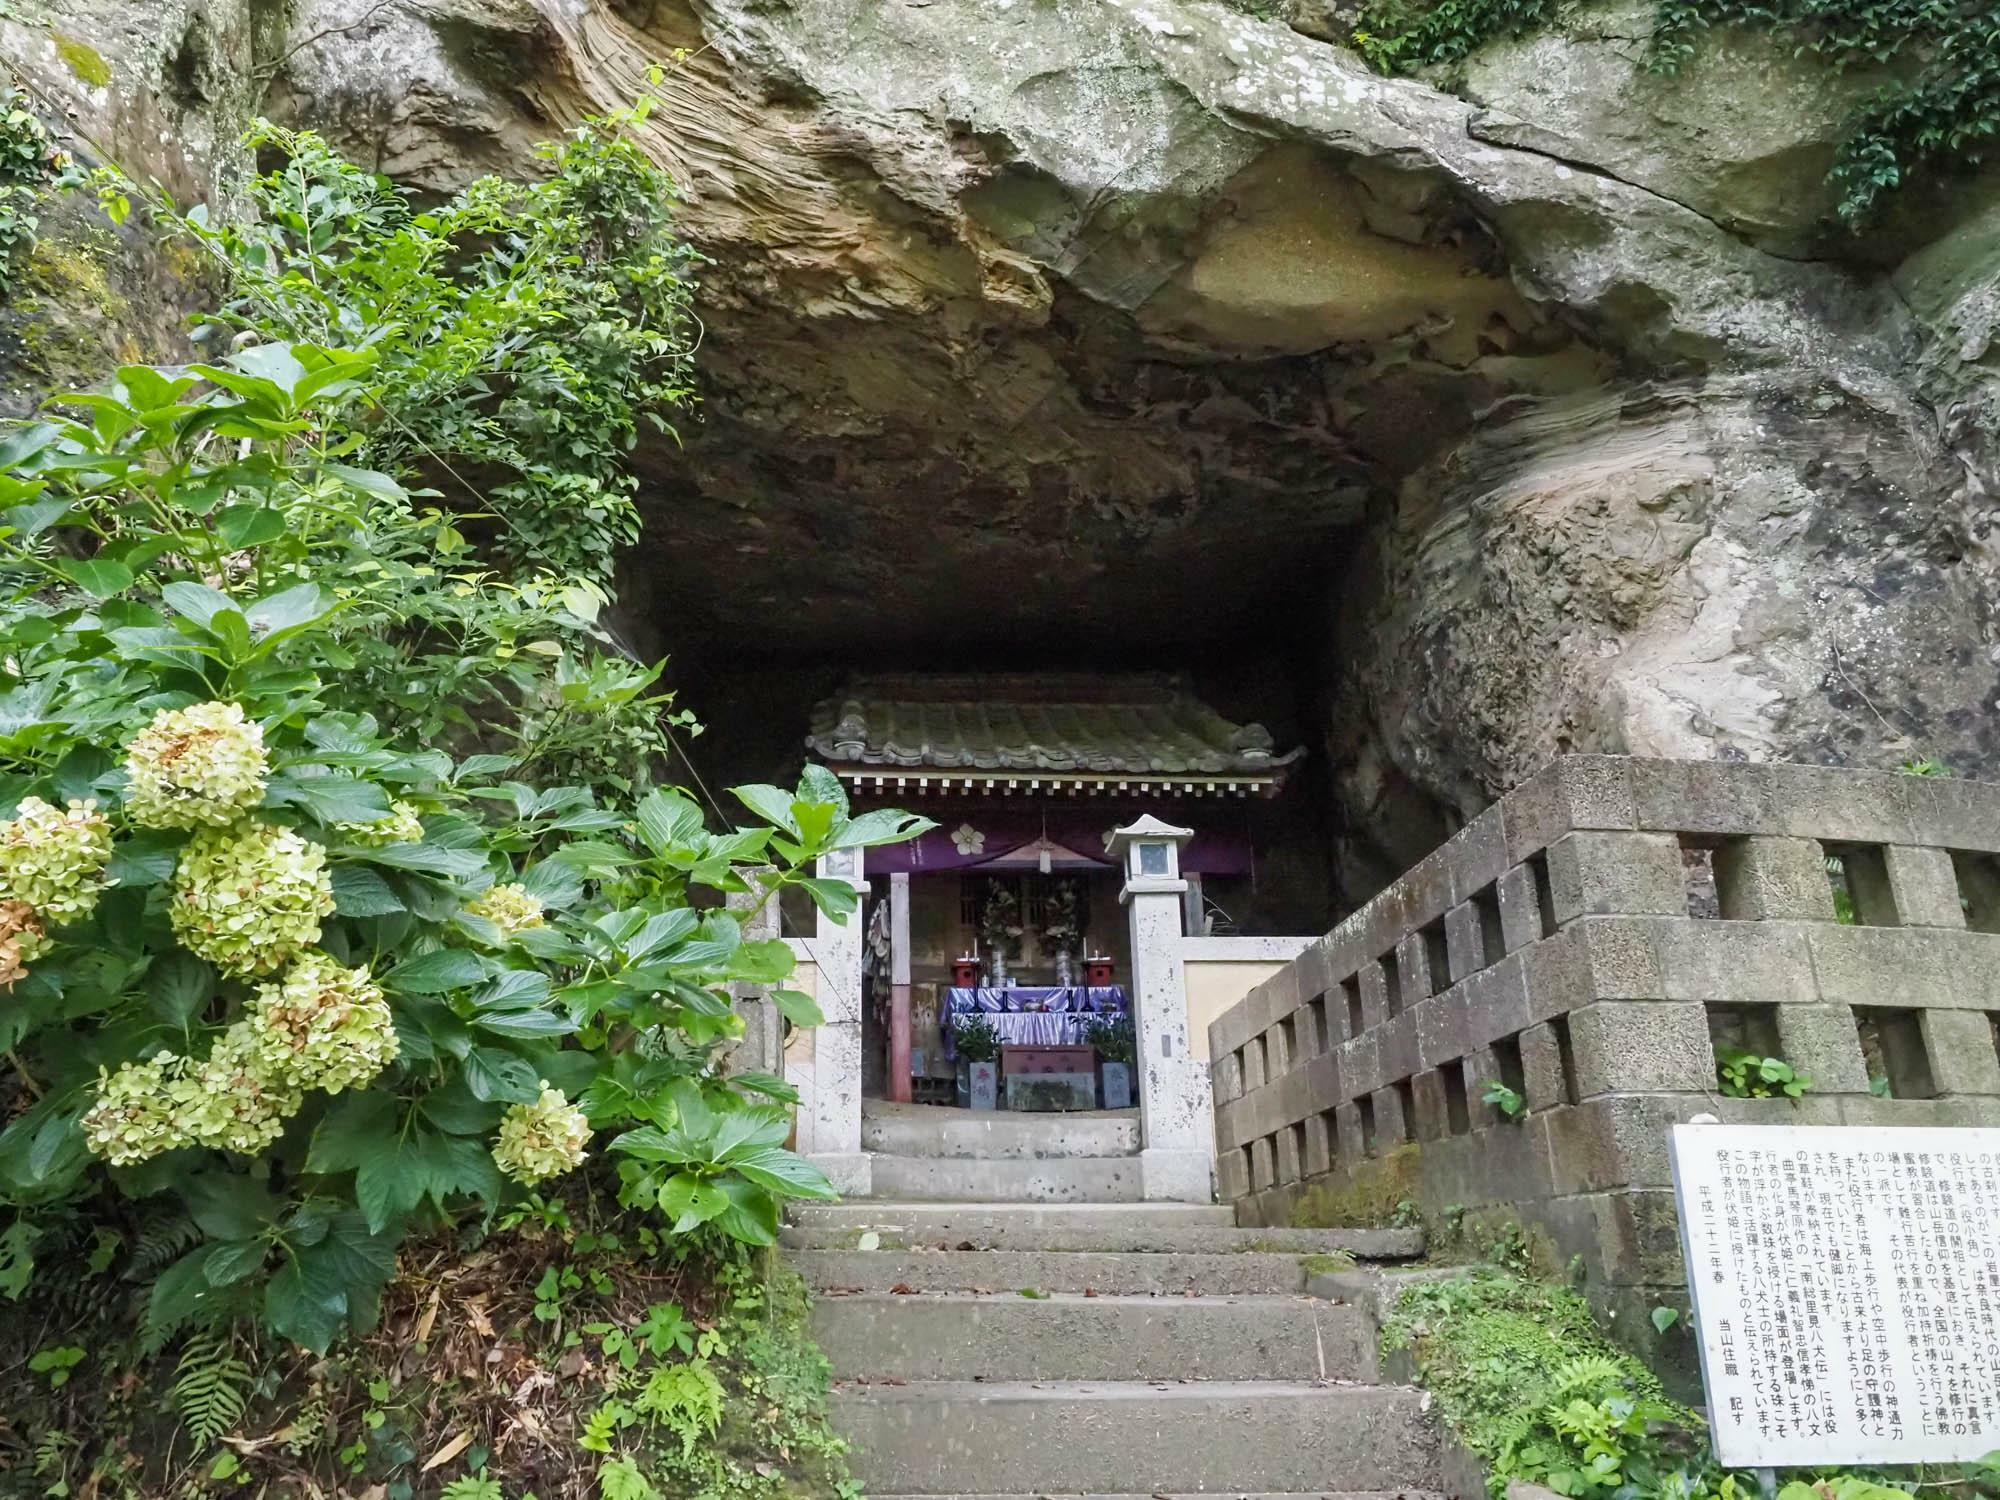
1111;816;1215;1203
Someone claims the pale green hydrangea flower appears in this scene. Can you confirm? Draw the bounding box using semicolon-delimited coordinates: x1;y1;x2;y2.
124;700;269;829
332;799;424;848
467;882;545;938
170;822;334;976
0;796;114;928
173;1024;303;1155
81;1051;187;1166
493;1083;590;1185
245;954;399;1094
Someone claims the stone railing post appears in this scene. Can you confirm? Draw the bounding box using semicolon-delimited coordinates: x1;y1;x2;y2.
724;872;783;1078
789;849;871;1194
1111;816;1214;1203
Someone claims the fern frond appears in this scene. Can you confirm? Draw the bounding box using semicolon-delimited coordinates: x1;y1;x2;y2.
1543;1353;1632;1406
127;1211;201;1276
172;1330;251;1448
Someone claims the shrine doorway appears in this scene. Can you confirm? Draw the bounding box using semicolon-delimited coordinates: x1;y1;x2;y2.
813;673;1303;1123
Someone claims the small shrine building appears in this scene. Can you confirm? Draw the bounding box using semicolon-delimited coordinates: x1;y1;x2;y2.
803;673;1306;1106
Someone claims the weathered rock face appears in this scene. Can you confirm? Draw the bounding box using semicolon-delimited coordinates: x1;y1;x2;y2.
14;0;2000;904
0;0;252;412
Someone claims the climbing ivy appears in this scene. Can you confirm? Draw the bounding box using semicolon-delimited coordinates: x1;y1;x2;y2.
1349;0;2000;222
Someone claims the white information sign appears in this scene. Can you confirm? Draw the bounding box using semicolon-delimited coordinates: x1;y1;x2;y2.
1669;1124;2000;1468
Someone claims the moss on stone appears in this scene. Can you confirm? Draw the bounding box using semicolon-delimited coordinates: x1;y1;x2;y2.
1424;1205;1563;1278
6;224;127;386
49;33;112;90
1288;1143;1421;1227
1299;1250;1357;1276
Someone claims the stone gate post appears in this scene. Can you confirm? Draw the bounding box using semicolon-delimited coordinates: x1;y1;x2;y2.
1111;816;1215;1203
789;848;872;1195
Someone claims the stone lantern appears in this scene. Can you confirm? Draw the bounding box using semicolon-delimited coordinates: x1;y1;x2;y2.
1108;815;1213;1202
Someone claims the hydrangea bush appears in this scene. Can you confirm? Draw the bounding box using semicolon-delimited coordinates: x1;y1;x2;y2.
0;121;931;1356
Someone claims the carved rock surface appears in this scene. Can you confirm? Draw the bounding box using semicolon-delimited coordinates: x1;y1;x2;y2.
19;0;2000;898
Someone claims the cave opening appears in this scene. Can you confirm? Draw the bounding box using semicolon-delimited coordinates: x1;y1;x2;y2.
652;518;1357;942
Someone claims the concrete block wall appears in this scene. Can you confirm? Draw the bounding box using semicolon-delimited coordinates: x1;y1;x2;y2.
1209;757;2000;1350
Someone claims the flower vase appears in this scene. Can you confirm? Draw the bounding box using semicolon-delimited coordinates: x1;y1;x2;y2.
1055;948;1074;987
988;946;1009;988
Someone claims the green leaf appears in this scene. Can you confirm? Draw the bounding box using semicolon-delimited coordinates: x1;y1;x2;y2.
729;1071;799;1105
474;968;552;1011
243;582;333;641
0;422;59;472
386;948;490;995
730;783;798;836
464;1047;540;1104
474;1008;576;1040
358;841;489;879
634;788;705;854
266;773;390;826
324;463;408;501
202;1239;268;1288
264;1255;347;1354
56;557;134;598
711;1176;779;1246
161;580;240;631
770;987;823;1028
418;1080;501;1136
355;1146;428;1234
657;1171;732;1233
308;1092;399;1174
215;505;286;549
52;745;111;806
330;864;405;917
182;1174;280;1241
144;1247;222;1351
731;939;794;985
728;1147;838;1201
0;1220;40;1300
795;877;858;921
834;808;937;849
2;496;69;537
145;951;215;1025
453;753;520;781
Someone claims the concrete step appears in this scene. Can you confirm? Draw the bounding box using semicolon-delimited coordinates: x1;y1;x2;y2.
861;1101;1140;1159
794;1200;1234;1231
867;1152;1144;1202
813;1292;1374;1382
794;1248;1318;1295
783;1201;1424;1258
833;1380;1443;1495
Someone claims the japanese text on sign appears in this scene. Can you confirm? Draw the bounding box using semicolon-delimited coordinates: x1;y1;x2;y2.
1669;1124;2000;1468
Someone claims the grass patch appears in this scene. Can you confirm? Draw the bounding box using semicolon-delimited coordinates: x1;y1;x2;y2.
1383;1270;1712;1498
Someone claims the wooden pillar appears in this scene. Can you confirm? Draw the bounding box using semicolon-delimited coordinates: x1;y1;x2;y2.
888;871;913;1103
1182;872;1205;936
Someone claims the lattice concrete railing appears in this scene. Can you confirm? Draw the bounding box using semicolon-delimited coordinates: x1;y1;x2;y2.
1209;757;2000;1341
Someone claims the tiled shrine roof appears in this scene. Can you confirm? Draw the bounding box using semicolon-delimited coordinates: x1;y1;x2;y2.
805;674;1303;790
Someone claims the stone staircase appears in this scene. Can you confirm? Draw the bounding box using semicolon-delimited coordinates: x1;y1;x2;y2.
858;1099;1147;1203
787;1176;1456;1498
